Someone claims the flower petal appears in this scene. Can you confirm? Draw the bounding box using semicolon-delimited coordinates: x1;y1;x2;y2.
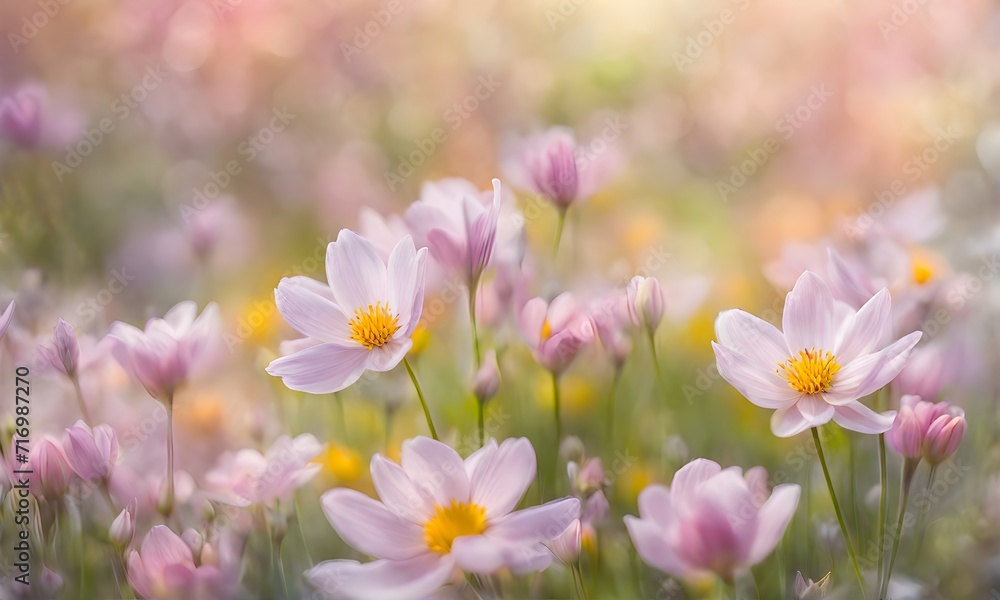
714;310;788;370
320;489;426;561
488;497;581;543
795;395;835;427
275;277;353;344
401;437;470;506
327;230;388;311
827;331;922;403
834;288;891;363
747;484;800;565
832;403;897;434
637;484;672;524
386;236;424;336
770;403;813;438
266;343;368;394
364;339;412;373
323;555;456;600
370;454;435;523
782;271;836;353
669;458;722;507
469;437;536;519
713;343;802;409
624;516;688;578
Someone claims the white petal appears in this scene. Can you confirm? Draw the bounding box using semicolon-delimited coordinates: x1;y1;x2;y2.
370;455;435;522
275;278;353;344
401;437;470;506
327;230;388;312
782;272;836;353
770;403;813;438
266;343;369;394
713;343;801;409
320;489;426;561
834;288;891;363
714;310;788;370
469;437;536;518
832;403;897;434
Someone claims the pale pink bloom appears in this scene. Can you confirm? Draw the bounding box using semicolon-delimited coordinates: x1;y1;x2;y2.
518;293;595;375
37;318;80;376
127;525;237;600
625;459;800;583
64;420;118;482
404;178;502;286
0;83;79;149
626;276;666;333
0;301;14;339
894;334;970;401
266;230;427;393
590;290;632;369
713;271;921;437
923;407;966;466
886;395;965;465
549;519;582;565
886;395;924;459
110;301;221;401
29;437;71;499
204;434;322;507
305;436;580;600
110;498;138;549
504;127;616;209
568;458;606;495
357;206;412;262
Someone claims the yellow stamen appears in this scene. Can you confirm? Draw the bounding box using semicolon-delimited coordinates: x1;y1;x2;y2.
423;500;488;554
348;302;399;350
540;319;552;341
777;348;841;394
912;261;933;285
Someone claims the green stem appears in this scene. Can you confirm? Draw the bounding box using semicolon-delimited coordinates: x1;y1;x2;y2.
606;367;622;450
294;492;314;567
880;460;917;599
572;564;589;600
159;397;175;516
876;433;887;594
913;465;937;552
468;282;482;368
812;427;867;598
403;357;438;440
648;332;666;395
71;375;94;424
554;207;567;256
551;371;562;443
477;401;485;448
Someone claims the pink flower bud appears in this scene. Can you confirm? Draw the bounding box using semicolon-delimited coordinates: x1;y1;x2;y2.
472;350;500;404
109;499;137;549
30;437;71;499
885;400;923;459
923;412;965;465
573;458;606;495
42;318;80;376
627;276;665;333
64;421;118;482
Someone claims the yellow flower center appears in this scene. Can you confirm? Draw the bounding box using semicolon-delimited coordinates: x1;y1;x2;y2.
348;302;400;350
540;319;553;341
912;260;933;285
423;500;488;554
777;348;841;394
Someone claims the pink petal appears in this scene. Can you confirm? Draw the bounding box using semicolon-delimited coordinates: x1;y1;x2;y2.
834;288;891;363
714;310;788;370
140;525;194;574
624;516;689;578
518;297;548;347
469;437;536;518
832;403;897;435
0;301;14;338
670;458;722;507
320;489;426;561
275;277;353;344
364;339;412;372
796;396;835;427
304;560;364;598
329;555;456;600
386;235;419;332
713;343;802;409
326;230;388;312
828;332;922;403
265;343;369;394
401;437;470;506
488;497;581;543
464;439;498;481
747;484;800;565
770;403;813;438
370;454;435;523
450;535;508;574
637;484;672;525
782;272;836;354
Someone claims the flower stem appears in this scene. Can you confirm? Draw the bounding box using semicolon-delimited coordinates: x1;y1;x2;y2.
403;357;438;440
811;427;867;599
158;396;175;517
70;375;94;424
881;460;917;599
468;282;482;368
648;332;666;395
913;464;936;552
876;433;887;594
554;208;567;256
606;366;622;450
477;402;485;448
551;371;562;443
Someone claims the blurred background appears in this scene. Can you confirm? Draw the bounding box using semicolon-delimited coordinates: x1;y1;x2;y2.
2;0;1000;598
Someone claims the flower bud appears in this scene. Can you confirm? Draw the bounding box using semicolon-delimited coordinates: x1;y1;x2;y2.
795;571;830;599
472;350;500;404
30;437;71;499
52;318;80;376
64;421;118;482
627;276;665;333
923;412;965;465
573;458;606;495
886;402;923;459
109;499;137;549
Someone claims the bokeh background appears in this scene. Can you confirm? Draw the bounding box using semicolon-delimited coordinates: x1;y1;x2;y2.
2;0;1000;598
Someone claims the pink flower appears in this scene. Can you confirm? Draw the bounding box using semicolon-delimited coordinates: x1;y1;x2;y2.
886;396;966;465
204;434;322;507
504;127;616;210
894;335;968;401
127;525;236;600
404;178;502;286
266;230;427;394
0;83;79;149
38;318;80;376
110;499;138;549
590;291;632;369
713;271;921;437
64;421;118;482
518;293;595;374
472;350;501;404
29;437;71;499
626;276;666;333
625;459;800;583
110;302;221;402
305;436;580;600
